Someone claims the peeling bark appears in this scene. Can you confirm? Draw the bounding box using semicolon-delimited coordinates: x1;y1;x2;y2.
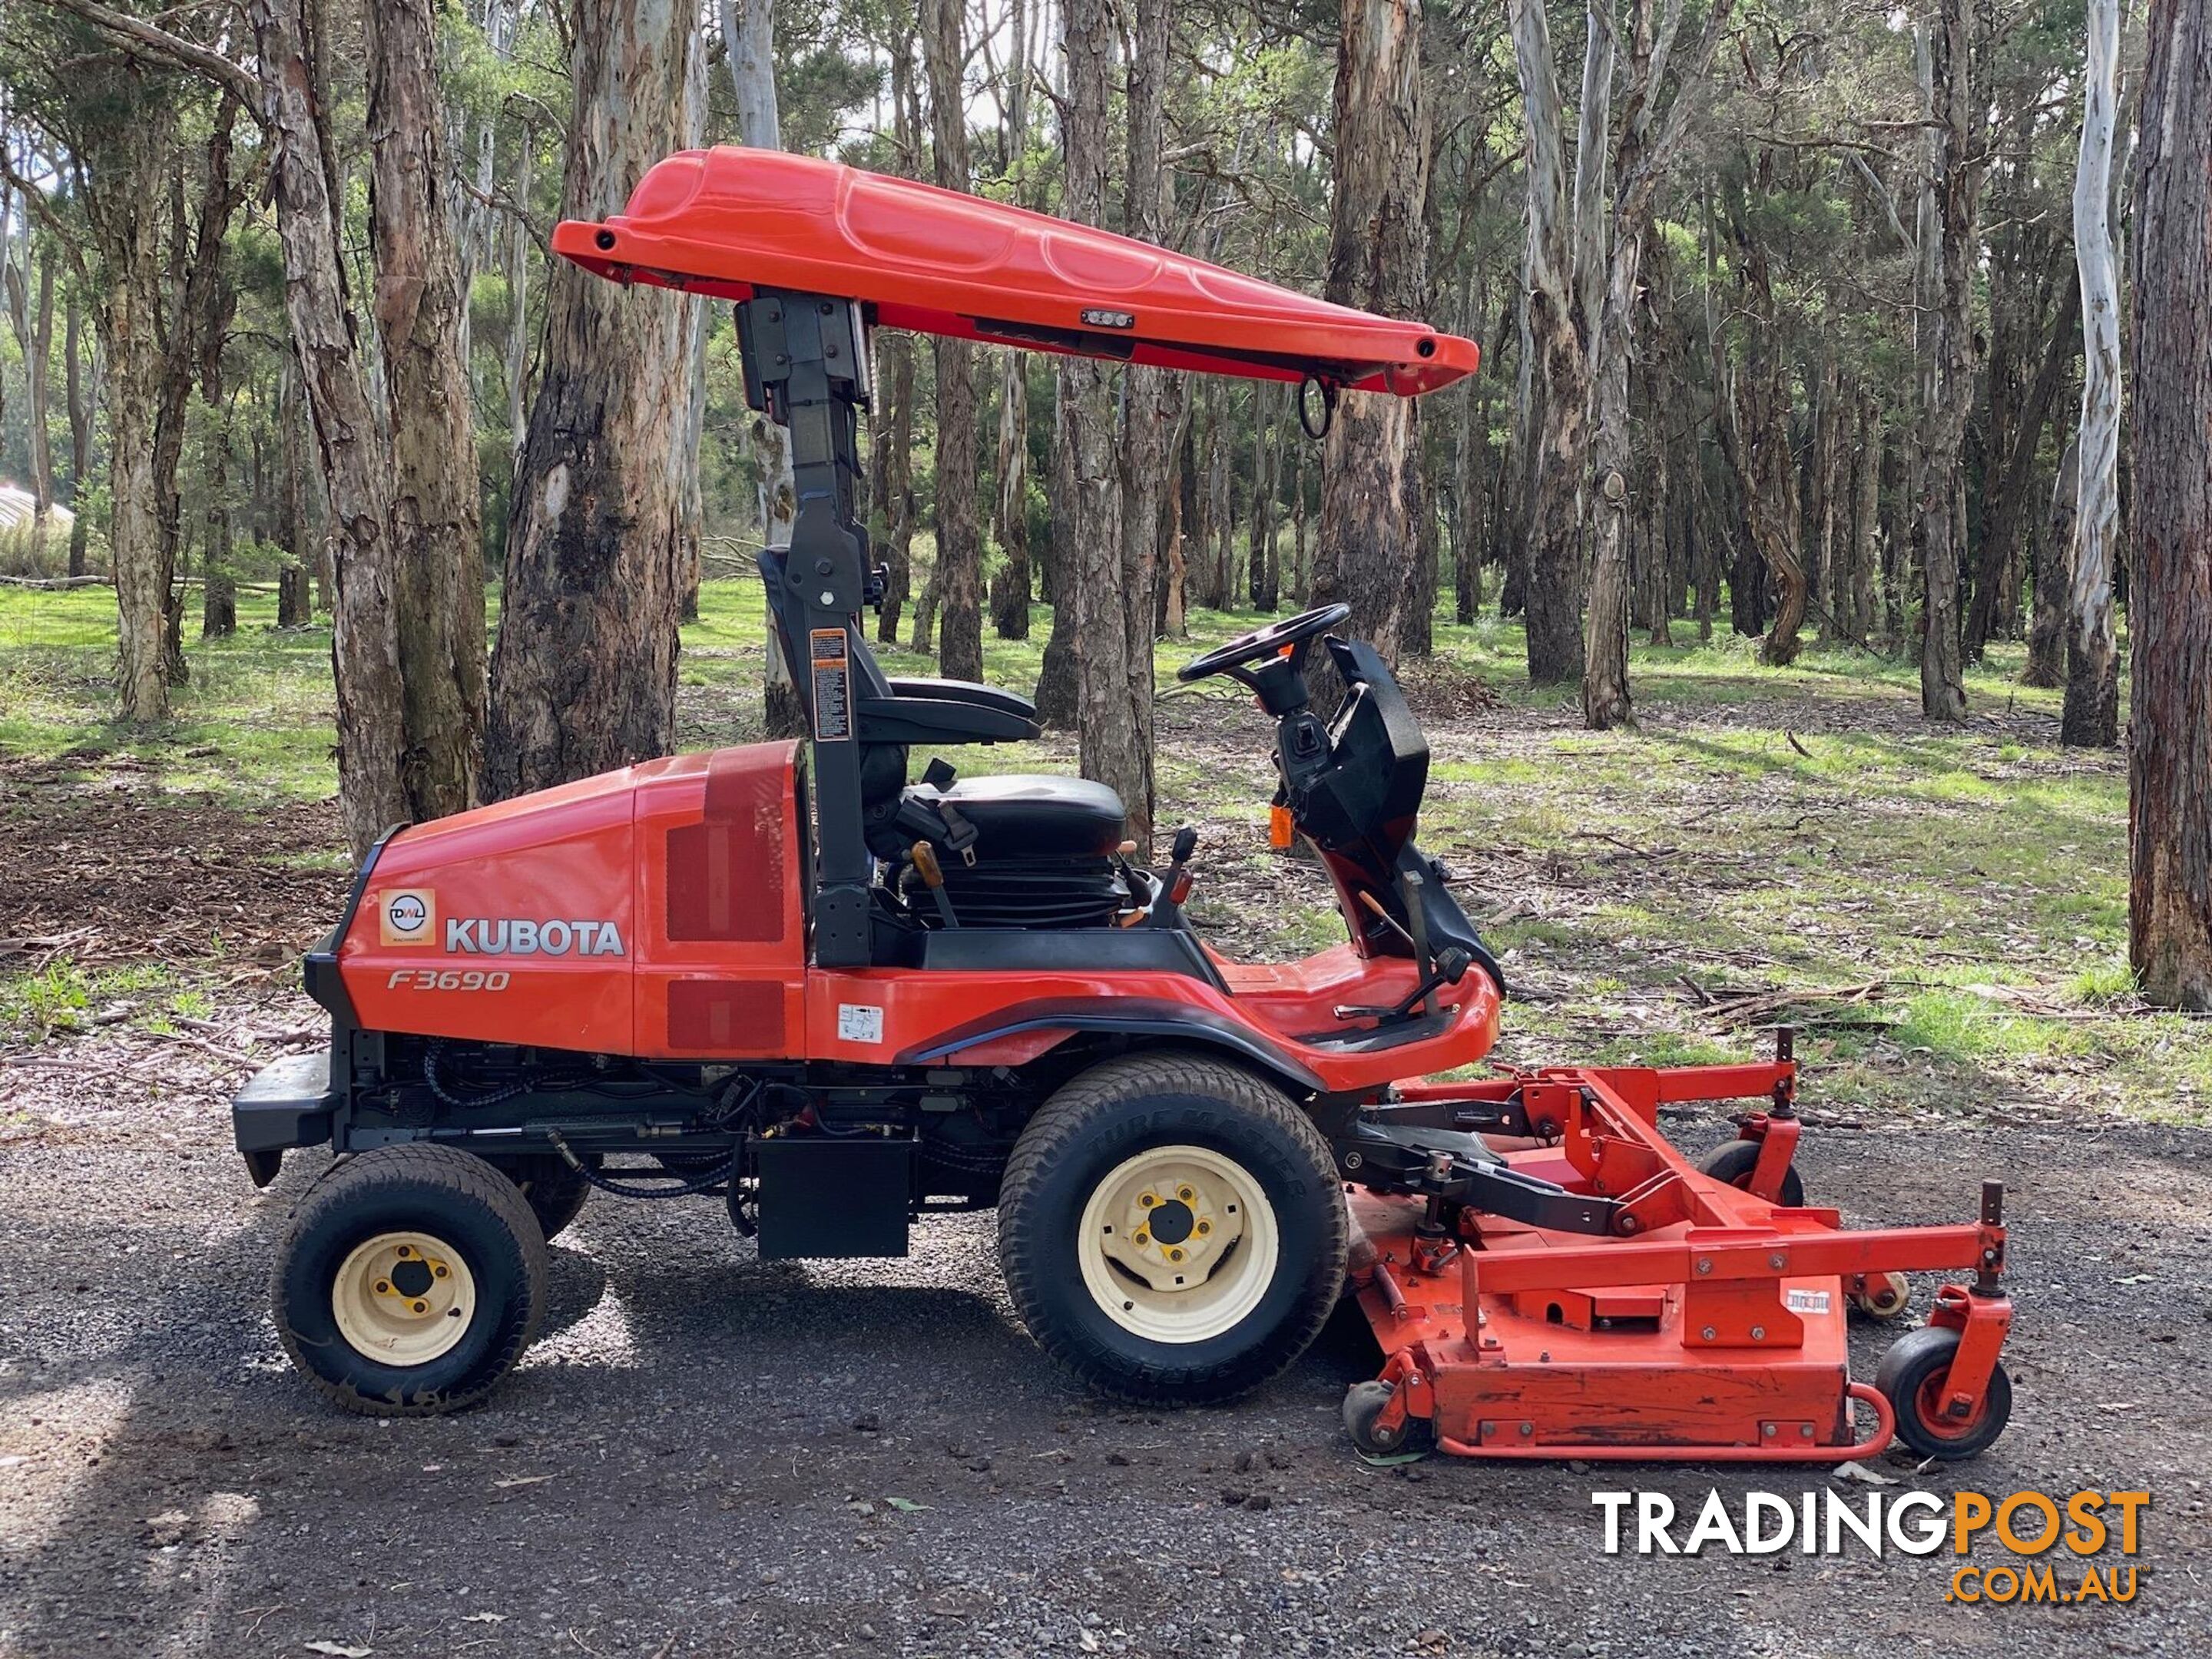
486;0;697;798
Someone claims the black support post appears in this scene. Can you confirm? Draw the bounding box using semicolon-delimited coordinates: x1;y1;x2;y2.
737;290;876;967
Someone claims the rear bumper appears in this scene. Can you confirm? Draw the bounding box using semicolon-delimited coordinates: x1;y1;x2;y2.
232;1048;337;1183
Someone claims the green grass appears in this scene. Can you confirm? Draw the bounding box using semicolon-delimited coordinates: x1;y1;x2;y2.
0;959;176;1045
4;564;2204;1124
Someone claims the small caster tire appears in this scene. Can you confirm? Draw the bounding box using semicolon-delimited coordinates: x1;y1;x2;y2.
1343;1380;1426;1456
1876;1325;2012;1460
1851;1272;1913;1322
1698;1137;1806;1208
273;1144;549;1417
482;1151;592;1241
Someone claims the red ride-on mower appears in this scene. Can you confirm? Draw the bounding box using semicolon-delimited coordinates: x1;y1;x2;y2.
234;148;2014;1460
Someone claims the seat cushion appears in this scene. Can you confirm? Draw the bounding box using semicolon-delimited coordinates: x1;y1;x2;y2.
909;774;1127;859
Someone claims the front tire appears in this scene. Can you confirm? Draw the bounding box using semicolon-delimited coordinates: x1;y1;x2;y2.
273;1144;549;1417
998;1053;1347;1404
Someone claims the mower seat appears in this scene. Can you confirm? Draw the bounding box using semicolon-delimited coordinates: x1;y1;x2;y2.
906;775;1127;859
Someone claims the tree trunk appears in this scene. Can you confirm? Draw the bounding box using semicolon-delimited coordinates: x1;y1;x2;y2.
250;0;410;849
1510;0;1598;685
504;128;535;463
988;0;1034;643
1055;0;1142;837
2024;439;2075;688
723;0;803;734
486;0;697;798
1581;257;1637;723
2065;0;2123;748
1915;7;1977;723
64;294;94;580
201;413;236;639
873;31;921;647
2126;0;2212;1005
989;349;1032;637
1315;0;1429;703
369;0;487;816
277;364;315;628
1848;392;1880;643
1969;266;2079;662
1109;0;1172;855
84;106;178;719
922;0;982;683
13;249;59;564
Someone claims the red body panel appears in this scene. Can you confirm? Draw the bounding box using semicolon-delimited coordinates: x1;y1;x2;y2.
340;743;1502;1092
550;148;1479;396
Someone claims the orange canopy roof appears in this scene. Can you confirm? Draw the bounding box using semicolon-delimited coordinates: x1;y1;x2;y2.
551;148;1478;397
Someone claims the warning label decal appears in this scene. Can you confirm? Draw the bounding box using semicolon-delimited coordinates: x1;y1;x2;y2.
810;627;851;742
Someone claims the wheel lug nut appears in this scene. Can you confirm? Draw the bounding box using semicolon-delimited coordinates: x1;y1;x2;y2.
1196;1221;1210;1236
1177;1187;1194;1202
412;1300;428;1313
433;1266;448;1278
1139;1194;1156;1207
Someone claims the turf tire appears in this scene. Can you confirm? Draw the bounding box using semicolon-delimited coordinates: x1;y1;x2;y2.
998;1052;1347;1405
273;1144;549;1417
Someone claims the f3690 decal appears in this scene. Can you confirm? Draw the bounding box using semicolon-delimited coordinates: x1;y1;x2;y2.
388;969;512;992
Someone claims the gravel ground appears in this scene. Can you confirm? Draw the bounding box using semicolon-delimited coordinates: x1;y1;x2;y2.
2;1066;2207;1659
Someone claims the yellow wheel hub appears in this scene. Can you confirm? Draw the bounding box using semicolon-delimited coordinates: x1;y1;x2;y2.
1078;1145;1279;1343
330;1230;476;1366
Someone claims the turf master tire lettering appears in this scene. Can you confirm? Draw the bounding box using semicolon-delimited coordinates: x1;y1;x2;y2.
273;1144;550;1416
1873;1323;2014;1461
998;1054;1347;1403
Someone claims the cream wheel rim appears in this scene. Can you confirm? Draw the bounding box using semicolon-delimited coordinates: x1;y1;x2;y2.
1077;1144;1280;1343
330;1230;476;1366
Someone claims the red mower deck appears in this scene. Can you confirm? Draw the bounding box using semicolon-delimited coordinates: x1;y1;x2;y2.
1341;1049;2013;1462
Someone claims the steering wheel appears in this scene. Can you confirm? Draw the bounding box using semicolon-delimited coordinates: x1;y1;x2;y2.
1176;603;1353;684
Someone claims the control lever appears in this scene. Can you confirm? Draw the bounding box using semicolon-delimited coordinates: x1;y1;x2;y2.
1150;826;1199;927
1333;945;1472;1025
909;841;959;928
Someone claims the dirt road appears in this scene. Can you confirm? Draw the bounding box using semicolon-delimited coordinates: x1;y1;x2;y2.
2;1067;2205;1657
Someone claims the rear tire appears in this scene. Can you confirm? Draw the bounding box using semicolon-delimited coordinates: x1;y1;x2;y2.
998;1052;1347;1405
273;1144;548;1417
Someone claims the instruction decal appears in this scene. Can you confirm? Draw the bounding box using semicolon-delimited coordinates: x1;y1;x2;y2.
1783;1288;1832;1315
837;1003;885;1045
810;627;852;742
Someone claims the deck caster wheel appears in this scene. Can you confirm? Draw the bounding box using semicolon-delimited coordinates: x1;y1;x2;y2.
998;1053;1347;1406
1697;1137;1805;1208
1850;1272;1913;1322
1875;1326;2012;1460
1343;1381;1428;1457
273;1144;549;1417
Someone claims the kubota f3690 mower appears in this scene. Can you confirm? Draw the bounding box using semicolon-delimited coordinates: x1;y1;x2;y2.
235;148;2014;1461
